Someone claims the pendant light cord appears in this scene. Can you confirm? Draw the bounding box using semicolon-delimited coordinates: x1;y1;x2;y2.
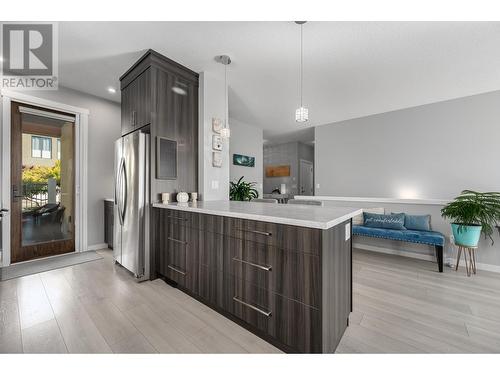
225;63;228;129
300;23;303;108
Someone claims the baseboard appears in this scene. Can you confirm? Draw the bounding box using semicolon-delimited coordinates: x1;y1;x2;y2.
355;242;500;274
87;243;108;251
445;256;500;274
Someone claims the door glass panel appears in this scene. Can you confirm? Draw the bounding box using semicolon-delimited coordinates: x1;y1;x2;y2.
21;113;74;246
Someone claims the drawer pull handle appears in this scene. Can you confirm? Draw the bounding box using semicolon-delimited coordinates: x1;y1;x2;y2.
237;228;272;236
232;257;272;271
168;216;188;222
168;237;188;245
233;297;272;317
167;265;186;275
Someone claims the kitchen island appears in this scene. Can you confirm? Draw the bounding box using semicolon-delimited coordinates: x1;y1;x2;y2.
151;201;362;353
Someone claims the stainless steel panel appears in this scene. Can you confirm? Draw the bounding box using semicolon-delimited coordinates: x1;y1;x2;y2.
113;139;123;263
121;131;149;277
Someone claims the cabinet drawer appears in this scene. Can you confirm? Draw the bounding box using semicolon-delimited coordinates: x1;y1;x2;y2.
165;209;192;228
223;274;321;353
224;217;321;255
185;264;222;305
222;237;320;308
188;228;223;268
165;241;187;286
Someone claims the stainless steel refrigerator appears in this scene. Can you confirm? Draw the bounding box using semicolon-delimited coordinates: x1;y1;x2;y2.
113;131;150;280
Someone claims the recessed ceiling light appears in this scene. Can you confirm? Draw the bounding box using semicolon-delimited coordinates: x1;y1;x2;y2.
107;87;116;94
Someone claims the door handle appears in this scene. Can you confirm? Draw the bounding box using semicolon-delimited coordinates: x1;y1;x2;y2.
233;297;272;317
232;257;272;271
116;158;124;225
121;159;127;223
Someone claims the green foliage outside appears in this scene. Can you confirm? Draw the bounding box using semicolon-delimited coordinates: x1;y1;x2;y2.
22;160;61;205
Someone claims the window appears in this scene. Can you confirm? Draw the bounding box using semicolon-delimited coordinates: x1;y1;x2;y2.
57;138;61;160
31;136;52;159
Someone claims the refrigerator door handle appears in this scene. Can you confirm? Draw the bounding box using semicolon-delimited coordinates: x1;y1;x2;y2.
116;157;124;225
121;158;128;224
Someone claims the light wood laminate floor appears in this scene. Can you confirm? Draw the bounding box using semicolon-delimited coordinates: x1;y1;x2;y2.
1;248;500;353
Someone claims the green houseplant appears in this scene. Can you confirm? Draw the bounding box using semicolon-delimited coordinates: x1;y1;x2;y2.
229;176;258;201
441;190;500;246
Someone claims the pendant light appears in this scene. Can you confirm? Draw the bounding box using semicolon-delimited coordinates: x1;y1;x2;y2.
295;21;308;123
215;54;232;139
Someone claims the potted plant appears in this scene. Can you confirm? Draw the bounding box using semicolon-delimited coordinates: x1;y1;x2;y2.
229;176;258;201
441;190;500;246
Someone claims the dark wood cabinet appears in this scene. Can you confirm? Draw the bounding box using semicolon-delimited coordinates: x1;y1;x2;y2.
104;200;114;249
153;207;352;353
121;68;151;135
120;50;199;279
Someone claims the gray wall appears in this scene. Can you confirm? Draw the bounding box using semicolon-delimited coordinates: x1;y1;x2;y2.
229;119;263;197
15;86;121;247
314;90;500;269
315;90;500;200
263;141;314;195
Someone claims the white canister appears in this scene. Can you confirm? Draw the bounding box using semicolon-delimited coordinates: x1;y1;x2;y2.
161;192;170;204
176;192;189;203
280;183;287;194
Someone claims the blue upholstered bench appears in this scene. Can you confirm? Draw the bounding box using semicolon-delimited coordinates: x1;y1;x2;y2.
352;225;445;272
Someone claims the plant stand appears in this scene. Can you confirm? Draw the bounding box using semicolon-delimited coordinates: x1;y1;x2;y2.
455;244;478;277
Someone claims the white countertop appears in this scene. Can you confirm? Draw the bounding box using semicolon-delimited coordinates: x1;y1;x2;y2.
152;201;362;230
104;198;114;203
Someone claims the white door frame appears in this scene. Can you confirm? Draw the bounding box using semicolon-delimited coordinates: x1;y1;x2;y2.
0;89;89;267
299;159;314;196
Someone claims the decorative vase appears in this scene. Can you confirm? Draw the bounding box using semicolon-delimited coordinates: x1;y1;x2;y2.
451;223;482;247
161;192;170;204
176;192;189;203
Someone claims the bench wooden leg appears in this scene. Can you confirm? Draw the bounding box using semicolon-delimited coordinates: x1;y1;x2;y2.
435;245;444;272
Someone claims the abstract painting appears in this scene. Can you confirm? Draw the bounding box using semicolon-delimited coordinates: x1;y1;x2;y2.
265;165;290;177
233;154;255;167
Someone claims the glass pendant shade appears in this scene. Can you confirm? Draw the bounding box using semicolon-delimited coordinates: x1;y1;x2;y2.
295;106;309;122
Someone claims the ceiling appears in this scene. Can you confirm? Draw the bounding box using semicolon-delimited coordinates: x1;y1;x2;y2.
58;22;500;142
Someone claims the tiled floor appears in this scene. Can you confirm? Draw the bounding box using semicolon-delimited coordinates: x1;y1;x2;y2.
1;248;500;353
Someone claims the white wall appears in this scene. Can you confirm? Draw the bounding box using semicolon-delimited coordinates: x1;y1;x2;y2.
9;86;121;248
315;90;500;200
314;90;500;269
198;71;229;201
229;119;263;197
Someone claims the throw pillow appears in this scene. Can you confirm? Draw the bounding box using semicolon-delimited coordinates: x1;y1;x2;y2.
392;213;431;231
363;212;406;230
352;207;385;225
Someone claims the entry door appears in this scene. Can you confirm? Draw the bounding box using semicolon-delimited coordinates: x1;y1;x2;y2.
10;101;76;263
299;159;314;195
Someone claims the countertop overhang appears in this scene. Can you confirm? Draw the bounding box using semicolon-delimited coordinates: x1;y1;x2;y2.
152;201;362;230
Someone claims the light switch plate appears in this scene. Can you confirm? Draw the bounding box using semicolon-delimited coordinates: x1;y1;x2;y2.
345;223;351;241
212;151;222;167
211;180;219;189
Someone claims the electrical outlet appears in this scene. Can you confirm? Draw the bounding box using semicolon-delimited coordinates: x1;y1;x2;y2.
345;223;351;241
316;183;320;189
